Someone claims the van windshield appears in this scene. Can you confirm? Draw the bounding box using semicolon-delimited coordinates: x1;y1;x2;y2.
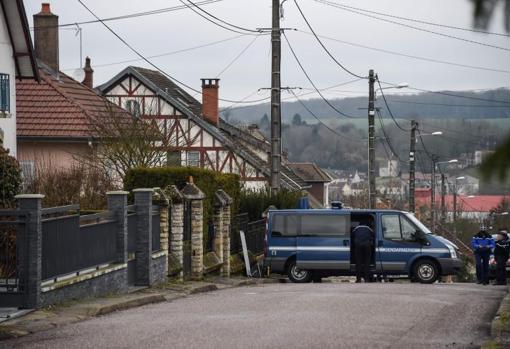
405;213;433;235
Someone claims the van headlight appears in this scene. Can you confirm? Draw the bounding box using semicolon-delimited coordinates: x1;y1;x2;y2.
447;245;457;259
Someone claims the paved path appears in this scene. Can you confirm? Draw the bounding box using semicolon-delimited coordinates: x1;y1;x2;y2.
1;283;506;349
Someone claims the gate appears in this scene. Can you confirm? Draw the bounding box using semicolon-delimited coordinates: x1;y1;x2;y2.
182;201;192;280
0;210;26;308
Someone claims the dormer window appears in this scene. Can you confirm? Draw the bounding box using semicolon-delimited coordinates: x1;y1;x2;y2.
125;100;141;118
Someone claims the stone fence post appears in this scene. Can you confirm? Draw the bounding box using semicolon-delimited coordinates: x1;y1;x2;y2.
166;185;184;281
15;194;44;309
107;191;128;265
133;188;153;286
181;181;205;281
214;190;233;277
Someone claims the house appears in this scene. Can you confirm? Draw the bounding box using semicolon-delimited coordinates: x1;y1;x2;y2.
416;194;508;221
378;159;399;178
0;0;38;156
16;4;126;177
97;66;309;192
287;163;332;206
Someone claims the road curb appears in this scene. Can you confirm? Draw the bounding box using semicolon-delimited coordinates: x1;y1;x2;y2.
483;286;510;348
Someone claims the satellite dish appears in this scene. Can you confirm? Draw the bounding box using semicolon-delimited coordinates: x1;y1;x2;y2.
72;68;85;82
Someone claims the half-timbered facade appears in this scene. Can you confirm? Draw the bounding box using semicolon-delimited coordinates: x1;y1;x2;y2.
98;66;308;191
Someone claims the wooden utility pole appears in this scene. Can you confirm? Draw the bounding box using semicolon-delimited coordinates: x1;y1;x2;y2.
441;173;447;223
430;156;438;232
270;0;282;195
409;120;417;213
368;69;376;209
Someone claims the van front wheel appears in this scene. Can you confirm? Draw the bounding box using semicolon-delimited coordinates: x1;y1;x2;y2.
412;259;439;284
287;261;312;283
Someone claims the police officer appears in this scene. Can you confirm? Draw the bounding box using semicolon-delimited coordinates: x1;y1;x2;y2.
353;223;375;283
494;229;509;286
471;225;495;285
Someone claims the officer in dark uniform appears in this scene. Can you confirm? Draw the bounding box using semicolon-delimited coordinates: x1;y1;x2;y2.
352;223;375;283
471;225;494;285
494;229;509;286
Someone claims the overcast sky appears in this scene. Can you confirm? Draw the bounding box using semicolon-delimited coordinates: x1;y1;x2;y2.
25;0;510;107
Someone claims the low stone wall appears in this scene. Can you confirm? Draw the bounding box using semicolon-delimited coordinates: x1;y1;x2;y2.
40;264;128;307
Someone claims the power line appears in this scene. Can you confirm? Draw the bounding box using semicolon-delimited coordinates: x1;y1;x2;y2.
185;0;260;33
296;29;510;75
283;32;362;119
376;109;404;163
313;0;510;52
385;99;510;108
293;0;366;79
320;0;510;37
76;0;267;104
290;91;364;143
216;34;261;77
35;0;223;28
376;78;410;132
177;0;261;35
62;34;247;71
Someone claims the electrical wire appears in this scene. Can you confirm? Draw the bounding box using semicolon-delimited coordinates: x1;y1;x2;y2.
62;34;247;71
320;0;510;37
313;0;510;52
296;29;510;75
185;0;260;33
34;0;224;28
178;0;261;35
376;78;410;132
293;0;366;79
290;90;364;143
385;99;510;108
283;32;362;119
76;0;268;104
376;109;404;163
216;35;261;77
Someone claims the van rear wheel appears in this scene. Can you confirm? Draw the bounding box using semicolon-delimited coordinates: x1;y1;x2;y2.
412;259;439;284
287;260;312;283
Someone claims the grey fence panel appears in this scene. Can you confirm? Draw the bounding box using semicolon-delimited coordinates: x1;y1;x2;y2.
152;213;161;252
42;216;117;280
246;219;266;255
230;213;249;254
0;212;25;304
127;213;137;254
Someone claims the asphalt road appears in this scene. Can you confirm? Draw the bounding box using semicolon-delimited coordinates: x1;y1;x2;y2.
2;282;506;349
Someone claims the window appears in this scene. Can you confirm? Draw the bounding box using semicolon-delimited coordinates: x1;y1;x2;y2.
166;151;181;166
382;214;419;242
301;215;350;237
0;74;10;114
125;100;141;118
271;214;299;237
186;151;200;167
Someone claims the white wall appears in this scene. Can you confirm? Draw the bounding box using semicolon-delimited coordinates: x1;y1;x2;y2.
0;6;16;156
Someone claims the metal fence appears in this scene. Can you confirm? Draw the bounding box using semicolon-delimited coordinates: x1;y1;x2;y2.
42;208;117;281
231;213;265;255
0;210;26;299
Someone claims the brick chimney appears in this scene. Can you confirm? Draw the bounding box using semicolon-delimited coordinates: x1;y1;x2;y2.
33;3;59;73
201;79;220;126
82;57;94;88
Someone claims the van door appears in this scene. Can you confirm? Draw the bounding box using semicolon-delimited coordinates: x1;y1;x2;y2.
378;213;422;274
296;213;351;271
268;213;299;273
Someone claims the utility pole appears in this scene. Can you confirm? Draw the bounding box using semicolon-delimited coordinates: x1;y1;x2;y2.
270;0;282;195
431;156;437;232
453;188;458;222
409;120;417;213
368;69;376;209
441;173;447;223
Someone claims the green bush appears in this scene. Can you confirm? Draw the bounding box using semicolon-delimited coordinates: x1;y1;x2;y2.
0;146;22;209
239;188;302;221
124;167;241;242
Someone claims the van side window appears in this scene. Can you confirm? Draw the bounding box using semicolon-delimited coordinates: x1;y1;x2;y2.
382;214;418;242
301;215;349;237
271;214;299;237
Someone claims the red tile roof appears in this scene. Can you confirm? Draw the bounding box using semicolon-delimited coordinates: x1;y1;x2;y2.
416;195;508;213
17;65;123;139
287;163;332;183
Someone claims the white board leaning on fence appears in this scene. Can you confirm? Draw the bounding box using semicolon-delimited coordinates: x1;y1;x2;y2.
240;230;251;277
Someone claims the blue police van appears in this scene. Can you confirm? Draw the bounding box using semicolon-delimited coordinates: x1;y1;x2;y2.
263;208;462;283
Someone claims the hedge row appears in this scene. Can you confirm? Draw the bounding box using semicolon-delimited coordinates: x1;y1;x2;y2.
239;188;302;221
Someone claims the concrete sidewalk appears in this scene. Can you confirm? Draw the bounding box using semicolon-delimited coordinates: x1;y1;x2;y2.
0;276;274;341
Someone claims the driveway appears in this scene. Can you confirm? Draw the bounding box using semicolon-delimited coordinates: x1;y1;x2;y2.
1;282;506;349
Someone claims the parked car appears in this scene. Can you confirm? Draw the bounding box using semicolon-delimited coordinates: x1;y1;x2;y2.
263;208;462;284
